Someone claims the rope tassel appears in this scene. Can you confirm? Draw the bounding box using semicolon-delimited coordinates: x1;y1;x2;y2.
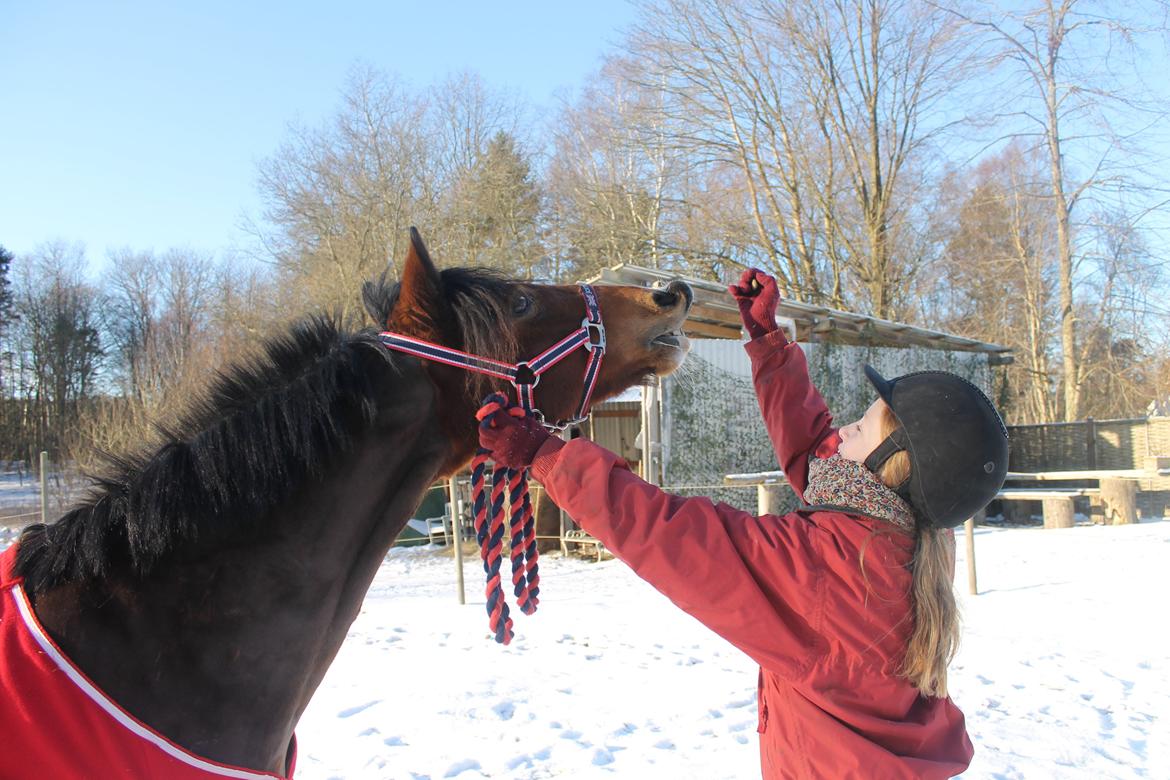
472;400;542;644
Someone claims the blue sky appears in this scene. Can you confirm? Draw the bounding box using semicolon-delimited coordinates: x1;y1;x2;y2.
0;1;638;265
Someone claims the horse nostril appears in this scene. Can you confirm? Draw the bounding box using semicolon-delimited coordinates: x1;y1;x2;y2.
651;288;678;308
652;280;694;310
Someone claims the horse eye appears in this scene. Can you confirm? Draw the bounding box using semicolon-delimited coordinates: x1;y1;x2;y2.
512;294;531;316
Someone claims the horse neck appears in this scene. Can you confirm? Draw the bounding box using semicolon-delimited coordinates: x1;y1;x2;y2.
31;372;452;774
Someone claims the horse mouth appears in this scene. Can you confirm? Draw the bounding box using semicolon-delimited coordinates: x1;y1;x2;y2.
651;330;690;351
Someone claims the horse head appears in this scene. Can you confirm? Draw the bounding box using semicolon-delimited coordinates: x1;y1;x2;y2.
366;228;693;472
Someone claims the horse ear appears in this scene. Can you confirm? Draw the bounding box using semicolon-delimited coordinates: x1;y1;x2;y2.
391;227;448;330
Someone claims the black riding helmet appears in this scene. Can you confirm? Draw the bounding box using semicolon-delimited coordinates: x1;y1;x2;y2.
861;365;1009;529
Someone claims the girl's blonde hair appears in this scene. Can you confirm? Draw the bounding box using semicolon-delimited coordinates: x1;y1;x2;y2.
876;403;960;698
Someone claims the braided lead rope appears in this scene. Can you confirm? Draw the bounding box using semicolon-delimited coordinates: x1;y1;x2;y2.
471;448;513;644
488;462;513;642
471;397;543;643
507;467;539;615
519;472;540;606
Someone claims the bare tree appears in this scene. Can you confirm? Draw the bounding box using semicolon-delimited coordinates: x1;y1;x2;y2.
933;145;1059;423
82;250;277;468
945;0;1170;419
623;0;963;312
250;65;434;324
1073;208;1168;417
546;57;694;280
9;242;104;462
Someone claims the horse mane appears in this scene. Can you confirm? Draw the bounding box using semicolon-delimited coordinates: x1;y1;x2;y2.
14;317;392;592
15;266;525;594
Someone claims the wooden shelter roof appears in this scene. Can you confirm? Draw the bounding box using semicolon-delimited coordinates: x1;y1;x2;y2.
585;263;1014;365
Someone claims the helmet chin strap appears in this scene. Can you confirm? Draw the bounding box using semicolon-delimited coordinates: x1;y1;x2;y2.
863;428;913;500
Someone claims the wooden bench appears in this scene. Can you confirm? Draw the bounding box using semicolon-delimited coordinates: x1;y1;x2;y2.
994;487;1100;528
1003;468;1158;526
562;529;609;561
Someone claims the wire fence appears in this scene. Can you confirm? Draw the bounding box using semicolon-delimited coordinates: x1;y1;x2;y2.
0;452;87;534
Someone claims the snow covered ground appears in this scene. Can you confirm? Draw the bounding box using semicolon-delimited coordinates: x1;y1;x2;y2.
3;471;1165;779
293;519;1170;780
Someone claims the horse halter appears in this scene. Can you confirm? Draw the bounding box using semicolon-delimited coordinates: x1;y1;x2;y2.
377;284;606;431
379;286;605;645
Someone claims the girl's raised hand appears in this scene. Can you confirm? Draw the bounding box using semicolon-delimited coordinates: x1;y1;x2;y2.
728;269;779;339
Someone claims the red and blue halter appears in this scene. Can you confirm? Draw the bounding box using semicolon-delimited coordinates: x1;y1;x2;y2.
379;285;605;643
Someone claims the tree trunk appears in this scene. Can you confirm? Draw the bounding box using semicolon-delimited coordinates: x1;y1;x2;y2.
1100;478;1138;525
1042;497;1075;529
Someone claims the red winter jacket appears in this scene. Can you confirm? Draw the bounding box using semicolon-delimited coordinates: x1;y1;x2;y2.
530;329;973;779
0;544;295;779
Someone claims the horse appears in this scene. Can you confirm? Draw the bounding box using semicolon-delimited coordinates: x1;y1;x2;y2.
0;228;693;778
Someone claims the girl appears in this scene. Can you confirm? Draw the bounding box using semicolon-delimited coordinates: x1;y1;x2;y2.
478;269;1008;779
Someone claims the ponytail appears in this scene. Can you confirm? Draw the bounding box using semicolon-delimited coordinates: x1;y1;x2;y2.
899;528;960;697
876;403;961;698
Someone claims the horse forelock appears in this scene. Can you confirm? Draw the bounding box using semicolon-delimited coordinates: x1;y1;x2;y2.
373;266;524;400
15;316;396;593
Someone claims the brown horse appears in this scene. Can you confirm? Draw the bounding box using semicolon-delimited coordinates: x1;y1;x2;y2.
3;229;692;777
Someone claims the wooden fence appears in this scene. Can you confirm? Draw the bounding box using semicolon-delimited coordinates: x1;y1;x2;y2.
1006;416;1170;519
1007;416;1170;471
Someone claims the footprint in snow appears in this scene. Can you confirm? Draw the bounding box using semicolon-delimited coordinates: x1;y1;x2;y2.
492;701;516;721
1096;706;1115;732
592;748;615;766
506;754;533;770
383;736;406;746
339;700;379;718
443;759;481;778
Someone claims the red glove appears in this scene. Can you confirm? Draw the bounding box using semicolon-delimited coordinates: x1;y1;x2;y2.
477;394;553;470
727;268;779;340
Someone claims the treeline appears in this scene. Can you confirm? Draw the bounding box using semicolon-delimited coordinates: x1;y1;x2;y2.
3;0;1169;469
0;242;274;469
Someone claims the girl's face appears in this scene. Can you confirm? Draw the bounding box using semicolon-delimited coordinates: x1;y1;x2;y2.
838;399;889;463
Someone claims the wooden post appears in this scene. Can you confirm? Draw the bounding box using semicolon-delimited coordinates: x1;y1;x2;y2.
756;484;783;516
559;427;573;553
39;451;48;526
448;476;465;605
964;517;977;596
640;379;662;486
1100;478;1138;525
1084;417;1096;470
1042;497;1075;529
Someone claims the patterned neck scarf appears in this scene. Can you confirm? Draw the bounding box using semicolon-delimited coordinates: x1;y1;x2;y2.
804;454;917;532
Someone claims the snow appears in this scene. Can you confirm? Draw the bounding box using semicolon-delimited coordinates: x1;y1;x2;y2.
292;520;1170;780
4;478;1166;778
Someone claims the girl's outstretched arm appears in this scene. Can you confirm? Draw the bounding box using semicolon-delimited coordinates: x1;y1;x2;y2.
743;330;837;500
531;437;825;680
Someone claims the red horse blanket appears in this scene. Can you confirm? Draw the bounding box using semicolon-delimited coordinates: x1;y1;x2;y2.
0;544;295;779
